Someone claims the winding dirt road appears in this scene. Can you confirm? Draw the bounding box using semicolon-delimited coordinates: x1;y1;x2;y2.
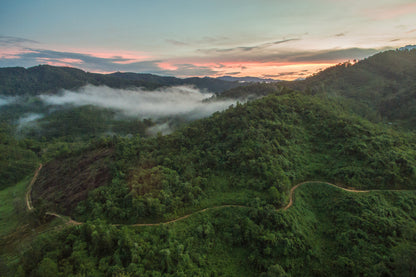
130;205;246;227
25;165;410;227
45;212;83;225
25;164;43;211
283;181;370;210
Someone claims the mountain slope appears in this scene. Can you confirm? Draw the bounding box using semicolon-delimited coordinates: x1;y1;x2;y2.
287;49;416;127
217;49;416;128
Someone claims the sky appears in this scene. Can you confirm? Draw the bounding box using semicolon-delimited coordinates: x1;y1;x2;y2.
1;0;416;80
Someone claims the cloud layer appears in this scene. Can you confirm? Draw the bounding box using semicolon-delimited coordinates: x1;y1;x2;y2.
0;34;392;80
39;85;237;120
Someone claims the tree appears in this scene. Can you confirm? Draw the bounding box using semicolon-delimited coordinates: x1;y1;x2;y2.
264;264;289;277
37;258;58;277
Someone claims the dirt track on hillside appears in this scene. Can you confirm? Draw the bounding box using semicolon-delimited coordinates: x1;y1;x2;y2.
130;205;247;227
25;167;410;227
25;164;43;211
283;181;370;210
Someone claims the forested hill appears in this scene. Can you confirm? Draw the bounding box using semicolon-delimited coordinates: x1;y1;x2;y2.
32;90;416;223
14;89;416;276
217;49;416;128
286;49;416;127
0;65;241;96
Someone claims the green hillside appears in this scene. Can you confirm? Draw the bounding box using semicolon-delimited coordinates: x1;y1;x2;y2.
3;89;410;276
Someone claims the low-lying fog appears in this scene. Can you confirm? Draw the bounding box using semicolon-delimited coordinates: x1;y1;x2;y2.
0;96;16;107
3;85;240;137
40;85;237;120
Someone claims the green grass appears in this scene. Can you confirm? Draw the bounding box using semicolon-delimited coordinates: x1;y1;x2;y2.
0;177;29;237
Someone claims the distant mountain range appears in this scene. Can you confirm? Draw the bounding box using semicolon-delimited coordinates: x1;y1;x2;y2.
216;76;281;83
0;65;243;96
398;45;416;51
0;65;288;97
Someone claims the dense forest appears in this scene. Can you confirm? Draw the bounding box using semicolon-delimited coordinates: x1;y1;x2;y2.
1;49;416;276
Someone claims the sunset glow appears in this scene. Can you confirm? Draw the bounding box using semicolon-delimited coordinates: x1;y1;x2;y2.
1;0;415;80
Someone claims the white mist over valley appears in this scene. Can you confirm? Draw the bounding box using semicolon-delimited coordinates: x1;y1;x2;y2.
39;85;237;120
0;96;15;107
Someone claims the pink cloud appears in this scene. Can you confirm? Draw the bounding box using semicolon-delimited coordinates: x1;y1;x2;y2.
35;57;83;67
215;62;334;80
57;58;83;64
157;62;178;71
0;47;37;59
35;59;71;67
163;60;337;80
